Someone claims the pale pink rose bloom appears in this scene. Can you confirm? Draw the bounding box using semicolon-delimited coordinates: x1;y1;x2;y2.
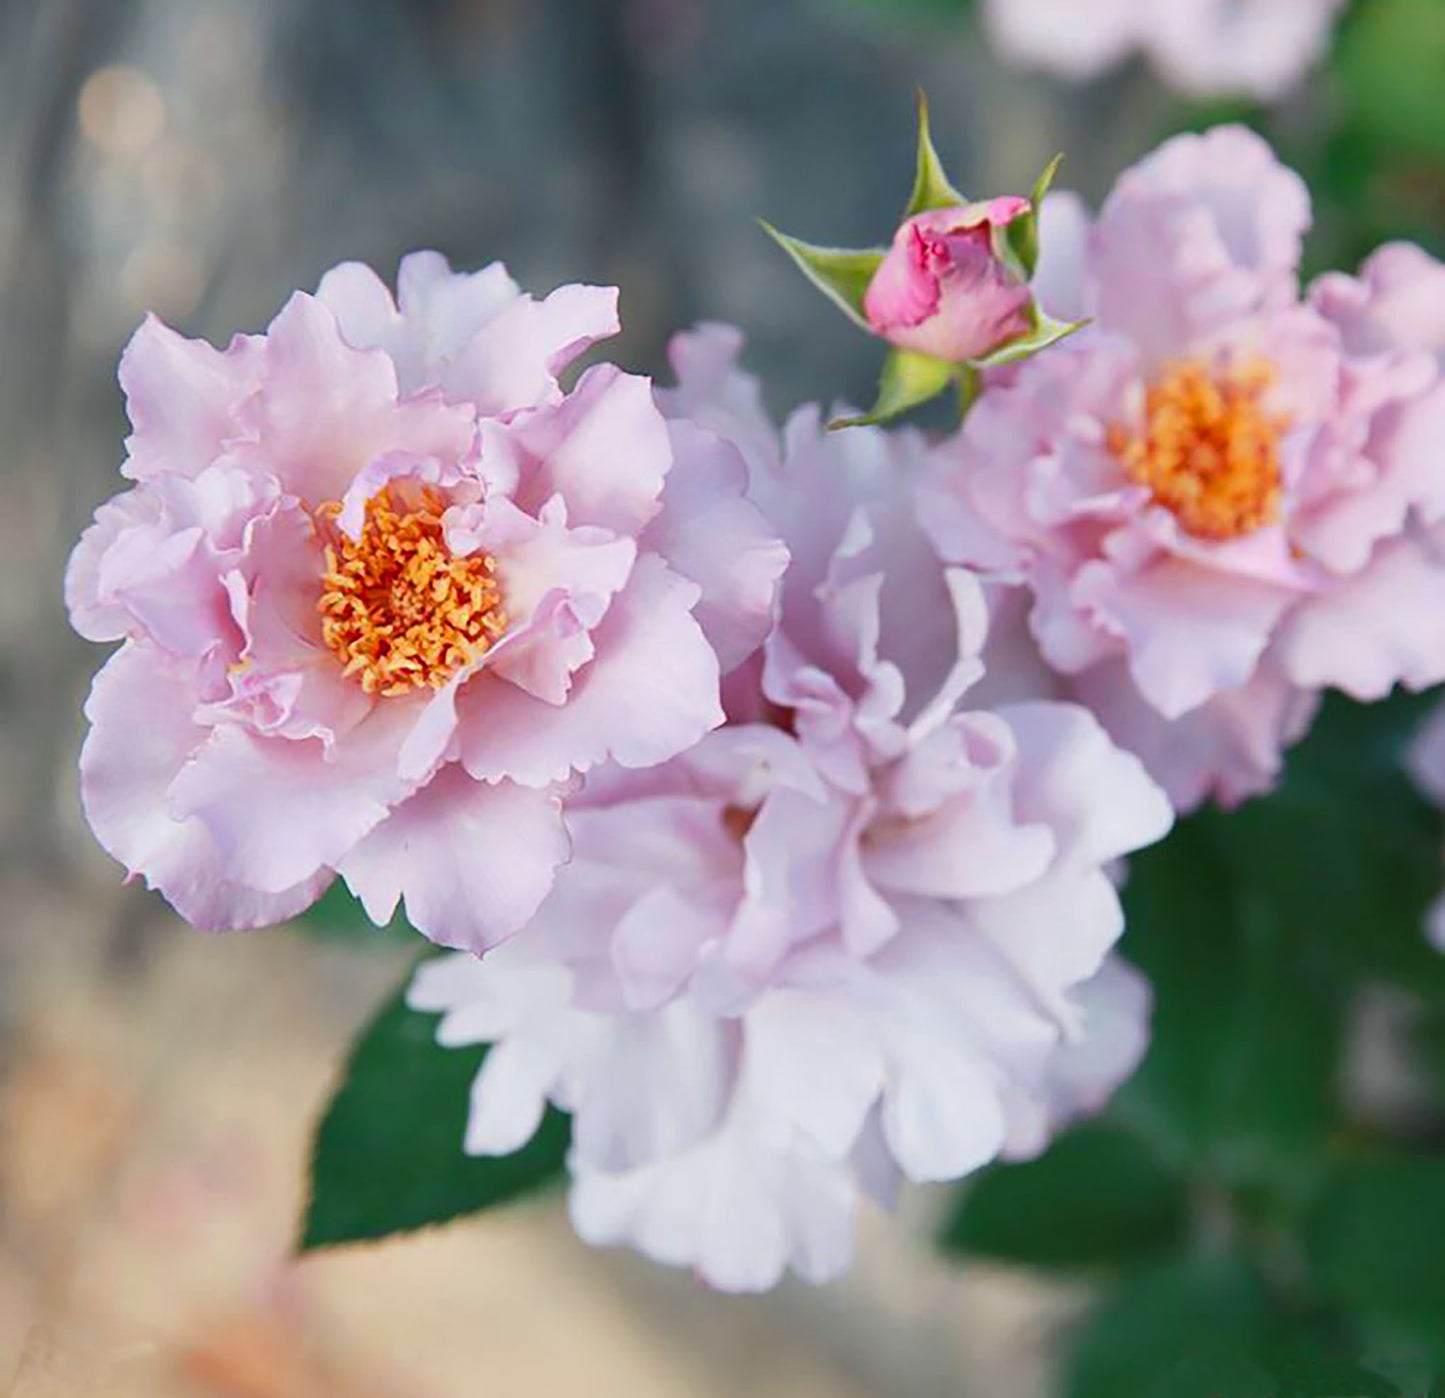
922;129;1445;811
66;255;786;947
982;0;1345;101
863;199;1034;363
408;329;1173;1291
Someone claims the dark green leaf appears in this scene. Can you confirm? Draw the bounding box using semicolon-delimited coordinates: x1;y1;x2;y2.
1116;819;1343;1195
1064;1255;1276;1398
1210;693;1445;998
831;347;956;427
1306;1155;1445;1356
1267;1335;1404;1398
758;222;882;330
939;1122;1188;1269
300;970;569;1251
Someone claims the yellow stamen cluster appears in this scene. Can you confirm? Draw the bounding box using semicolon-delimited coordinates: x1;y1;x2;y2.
318;486;506;696
1110;359;1288;542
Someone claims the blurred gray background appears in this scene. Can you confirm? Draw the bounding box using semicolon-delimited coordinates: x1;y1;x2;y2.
0;3;1157;1393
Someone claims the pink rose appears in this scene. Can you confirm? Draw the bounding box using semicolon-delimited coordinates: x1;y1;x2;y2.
407;327;1172;1293
862;198;1034;362
921;127;1445;811
66;255;787;948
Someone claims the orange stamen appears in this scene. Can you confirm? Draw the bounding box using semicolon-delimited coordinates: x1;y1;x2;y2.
1109;359;1288;542
317;486;506;697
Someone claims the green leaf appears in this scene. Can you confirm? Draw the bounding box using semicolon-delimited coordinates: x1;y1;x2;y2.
1065;1253;1407;1398
903;90;967;217
1267;1337;1405;1398
938;1122;1189;1269
1064;1255;1276;1398
831;347;956;427
758;222;883;331
1209;693;1445;998
968;311;1087;370
1335;0;1445;162
1306;1155;1445;1357
1003;152;1063;280
1116;819;1344;1194
300;970;570;1251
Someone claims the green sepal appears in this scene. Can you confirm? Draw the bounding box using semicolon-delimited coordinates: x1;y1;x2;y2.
903;90;968;217
831;348;957;428
1003;152;1063;280
969;310;1088;371
758;221;883;331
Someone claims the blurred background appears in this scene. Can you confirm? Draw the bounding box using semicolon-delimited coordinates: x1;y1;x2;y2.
2;0;1442;1393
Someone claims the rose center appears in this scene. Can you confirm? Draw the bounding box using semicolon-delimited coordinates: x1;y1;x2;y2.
1109;358;1288;541
317;485;507;696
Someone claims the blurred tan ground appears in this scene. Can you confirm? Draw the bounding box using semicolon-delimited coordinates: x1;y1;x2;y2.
0;873;1084;1398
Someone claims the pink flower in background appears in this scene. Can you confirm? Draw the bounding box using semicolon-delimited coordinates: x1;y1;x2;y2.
408;329;1173;1291
66;255;786;947
863;199;1034;362
923;128;1445;810
982;0;1345;100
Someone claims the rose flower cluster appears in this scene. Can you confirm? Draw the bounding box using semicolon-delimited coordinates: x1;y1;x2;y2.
67;122;1445;1290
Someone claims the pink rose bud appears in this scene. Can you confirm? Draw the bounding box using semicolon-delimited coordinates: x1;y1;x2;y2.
863;197;1034;362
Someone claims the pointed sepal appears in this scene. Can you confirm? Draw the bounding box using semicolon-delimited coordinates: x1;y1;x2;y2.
759;222;883;331
1003;153;1064;281
903;91;968;218
969;311;1089;371
830;348;957;429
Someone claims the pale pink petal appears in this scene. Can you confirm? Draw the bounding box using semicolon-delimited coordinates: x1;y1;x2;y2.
641;420;788;673
65;486;163;642
79;643;331;929
1075;550;1297;718
228;292;474;504
1032;190;1094;324
1102;125;1309;295
569;1105;858;1293
336;765;570;951
506;364;671;536
1075;658;1317;813
466;495;637;704
1311;243;1445;362
1275;534;1445;700
458;555;722;787
166;697;425;894
440;282;621;414
658;323;783;484
118;315;263;481
998;701;1174;866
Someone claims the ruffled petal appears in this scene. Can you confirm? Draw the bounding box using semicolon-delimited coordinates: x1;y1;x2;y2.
506;364;671;536
79;643;331;929
337;765;570;950
118;315;263;481
458;555;723;786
